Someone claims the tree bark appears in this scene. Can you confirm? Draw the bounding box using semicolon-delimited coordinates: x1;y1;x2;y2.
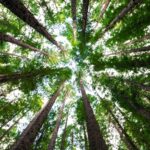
48;97;66;150
0;33;49;56
82;0;89;36
71;0;77;41
100;0;111;19
103;0;142;33
0;0;63;51
79;80;108;150
105;45;150;57
11;82;64;150
60;113;68;150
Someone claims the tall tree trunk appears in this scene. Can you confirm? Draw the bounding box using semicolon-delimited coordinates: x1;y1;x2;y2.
0;68;55;83
0;51;30;60
71;0;77;41
83;123;88;150
0;109;29;141
11;82;64;150
79;80;108;150
82;0;90;36
103;0;142;33
105;45;150;57
0;33;49;56
71;131;74;150
100;0;111;18
109;109;138;150
124;33;150;46
0;0;63;51
48;97;66;150
60;113;68;150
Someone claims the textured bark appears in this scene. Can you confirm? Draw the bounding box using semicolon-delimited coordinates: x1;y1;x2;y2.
0;109;28;141
100;0;111;18
103;0;142;33
0;33;49;56
11;83;64;150
48;97;66;150
82;0;90;36
105;45;150;57
60;114;68;150
0;0;63;51
71;0;77;40
109;110;138;150
79;80;108;150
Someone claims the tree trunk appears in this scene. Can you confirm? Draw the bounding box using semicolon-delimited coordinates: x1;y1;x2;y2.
100;0;111;18
109;109;138;150
103;0;142;33
0;109;29;141
0;33;49;56
0;0;63;51
79;80;108;150
105;45;150;57
71;0;77;41
0;51;30;60
83;123;88;150
0;68;55;83
60;113;68;150
48;97;66;150
82;0;89;36
71;132;74;150
11;82;64;150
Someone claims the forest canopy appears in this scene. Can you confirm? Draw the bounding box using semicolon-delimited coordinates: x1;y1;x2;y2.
0;0;150;150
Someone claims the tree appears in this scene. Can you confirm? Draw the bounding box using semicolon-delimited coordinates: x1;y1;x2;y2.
79;80;108;150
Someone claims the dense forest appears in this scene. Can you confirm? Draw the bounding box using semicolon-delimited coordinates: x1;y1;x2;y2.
0;0;150;150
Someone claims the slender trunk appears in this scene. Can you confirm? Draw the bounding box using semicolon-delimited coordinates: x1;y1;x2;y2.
60;113;69;150
109;109;138;150
100;0;111;18
125;79;150;92
124;33;150;45
103;0;142;33
0;68;54;83
0;109;29;141
79;80;107;150
0;33;49;56
82;0;89;36
0;0;63;51
48;97;66;150
71;0;77;41
71;132;74;150
11;82;64;150
83;123;88;150
0;51;30;60
105;45;150;57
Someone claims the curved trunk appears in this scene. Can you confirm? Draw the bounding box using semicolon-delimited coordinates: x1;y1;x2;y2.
79;80;108;150
11;82;64;150
0;0;63;51
0;33;49;56
48;97;66;150
82;0;89;37
105;45;150;57
60;114;68;150
103;0;142;33
100;0;111;18
71;0;77;41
